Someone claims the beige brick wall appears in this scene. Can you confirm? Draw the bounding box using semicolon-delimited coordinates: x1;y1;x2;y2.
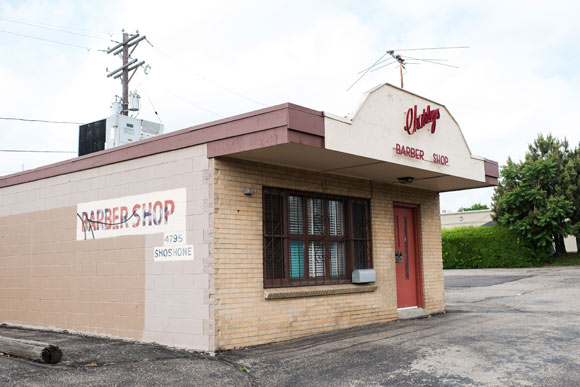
0;145;214;350
213;158;444;350
141;146;214;351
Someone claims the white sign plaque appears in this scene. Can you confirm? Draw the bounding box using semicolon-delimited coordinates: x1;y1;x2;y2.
76;188;186;240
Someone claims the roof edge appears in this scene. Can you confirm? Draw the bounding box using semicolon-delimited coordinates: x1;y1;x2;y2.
0;102;323;189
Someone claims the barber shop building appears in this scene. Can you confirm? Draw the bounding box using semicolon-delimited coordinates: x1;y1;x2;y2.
0;84;498;351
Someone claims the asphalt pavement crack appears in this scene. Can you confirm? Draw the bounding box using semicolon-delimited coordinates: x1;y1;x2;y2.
216;355;257;387
70;355;192;368
469;289;535;304
447;305;580;317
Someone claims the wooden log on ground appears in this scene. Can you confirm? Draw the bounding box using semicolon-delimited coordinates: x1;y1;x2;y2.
0;335;63;364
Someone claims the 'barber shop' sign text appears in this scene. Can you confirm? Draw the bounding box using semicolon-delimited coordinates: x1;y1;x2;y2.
76;188;186;240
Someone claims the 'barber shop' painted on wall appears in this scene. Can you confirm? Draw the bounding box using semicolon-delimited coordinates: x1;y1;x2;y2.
76;188;186;240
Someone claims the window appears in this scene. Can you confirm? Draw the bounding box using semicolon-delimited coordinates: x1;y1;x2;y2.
263;188;372;288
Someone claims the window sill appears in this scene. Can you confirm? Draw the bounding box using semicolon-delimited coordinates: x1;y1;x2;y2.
264;283;377;300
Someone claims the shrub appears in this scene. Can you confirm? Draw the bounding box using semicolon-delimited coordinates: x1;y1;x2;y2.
442;225;549;269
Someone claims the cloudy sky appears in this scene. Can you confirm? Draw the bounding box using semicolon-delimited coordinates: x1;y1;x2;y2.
1;0;579;212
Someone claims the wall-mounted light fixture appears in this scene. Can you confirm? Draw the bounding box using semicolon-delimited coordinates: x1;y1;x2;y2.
397;176;414;184
244;187;253;196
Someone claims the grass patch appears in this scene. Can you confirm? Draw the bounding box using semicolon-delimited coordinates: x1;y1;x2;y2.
547;253;580;266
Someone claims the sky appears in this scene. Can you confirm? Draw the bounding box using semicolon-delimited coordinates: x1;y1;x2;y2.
1;0;579;212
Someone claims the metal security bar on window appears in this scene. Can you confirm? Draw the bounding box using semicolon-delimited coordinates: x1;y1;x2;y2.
264;193;284;280
263;188;372;288
288;195;306;279
352;201;371;270
289;196;303;235
309;241;325;277
329;200;345;276
328;200;343;236
307;198;324;236
330;241;345;276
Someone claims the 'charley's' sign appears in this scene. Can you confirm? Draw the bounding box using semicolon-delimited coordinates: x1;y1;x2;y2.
404;105;440;135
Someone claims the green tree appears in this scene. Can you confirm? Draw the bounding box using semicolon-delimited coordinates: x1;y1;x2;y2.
567;147;580;250
492;134;576;257
458;203;489;212
526;134;578;254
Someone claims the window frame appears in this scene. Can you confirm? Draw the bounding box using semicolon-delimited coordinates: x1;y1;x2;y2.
262;187;373;288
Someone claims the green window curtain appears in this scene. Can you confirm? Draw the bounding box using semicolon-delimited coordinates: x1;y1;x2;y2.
290;240;304;278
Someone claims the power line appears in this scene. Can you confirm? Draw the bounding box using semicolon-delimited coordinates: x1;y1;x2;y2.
0;16;110;40
103;33;224;121
144;74;224;118
161;87;223;118
0;149;76;153
0;15;112;35
0;28;93;50
152;45;268;107
147;95;162;123
395;46;470;51
0;117;83;124
141;84;163;124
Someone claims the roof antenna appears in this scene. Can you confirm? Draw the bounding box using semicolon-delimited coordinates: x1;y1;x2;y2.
348;46;468;90
386;50;405;88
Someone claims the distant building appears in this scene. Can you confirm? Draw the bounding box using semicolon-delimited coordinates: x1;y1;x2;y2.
441;209;495;229
441;209;578;253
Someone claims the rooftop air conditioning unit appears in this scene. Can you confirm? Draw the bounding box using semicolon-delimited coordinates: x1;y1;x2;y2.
78;114;164;156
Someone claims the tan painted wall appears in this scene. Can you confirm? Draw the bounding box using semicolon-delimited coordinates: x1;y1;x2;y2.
0;207;145;339
0;145;213;351
213;158;444;350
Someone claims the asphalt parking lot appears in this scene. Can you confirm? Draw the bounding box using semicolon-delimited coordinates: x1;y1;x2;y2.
2;266;580;386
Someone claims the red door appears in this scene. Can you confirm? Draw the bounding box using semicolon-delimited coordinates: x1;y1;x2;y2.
394;206;421;308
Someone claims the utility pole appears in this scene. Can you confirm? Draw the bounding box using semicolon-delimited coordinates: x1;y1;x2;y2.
122;31;129;116
106;29;147;116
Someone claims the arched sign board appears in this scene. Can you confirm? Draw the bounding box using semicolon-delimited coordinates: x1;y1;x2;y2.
324;84;495;191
